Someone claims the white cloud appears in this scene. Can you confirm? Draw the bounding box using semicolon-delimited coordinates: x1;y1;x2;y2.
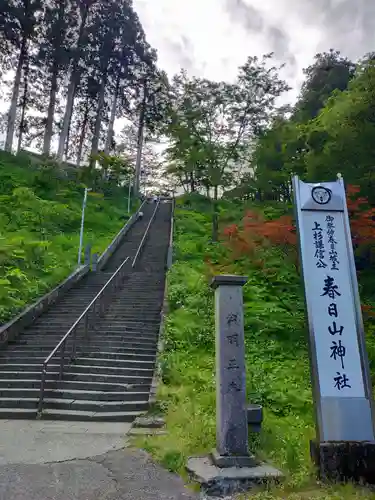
133;0;375;103
2;0;374;152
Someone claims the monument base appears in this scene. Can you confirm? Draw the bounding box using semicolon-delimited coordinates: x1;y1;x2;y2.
211;448;258;468
310;440;375;484
186;455;283;497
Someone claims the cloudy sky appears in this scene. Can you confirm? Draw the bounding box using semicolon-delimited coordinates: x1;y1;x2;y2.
133;0;375;103
1;0;373;149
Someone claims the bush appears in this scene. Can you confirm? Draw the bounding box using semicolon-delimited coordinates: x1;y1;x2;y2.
0;151;131;323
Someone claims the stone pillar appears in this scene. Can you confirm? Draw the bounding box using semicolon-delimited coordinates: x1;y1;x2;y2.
210;275;255;467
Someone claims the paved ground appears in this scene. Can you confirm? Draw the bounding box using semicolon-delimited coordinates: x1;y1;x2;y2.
0;420;132;465
0;420;198;500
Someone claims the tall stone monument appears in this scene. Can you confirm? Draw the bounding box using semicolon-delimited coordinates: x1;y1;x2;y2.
210;275;255;466
293;175;375;482
186;274;282;495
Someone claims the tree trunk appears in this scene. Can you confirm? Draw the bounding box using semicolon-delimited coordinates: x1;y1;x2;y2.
57;6;89;162
76;98;90;167
104;77;120;156
134;84;146;196
58;77;76;161
17;53;29;154
90;75;106;167
5;36;27;153
189;171;195;192
43;63;58;156
43;0;65;156
65;117;71;161
212;185;219;242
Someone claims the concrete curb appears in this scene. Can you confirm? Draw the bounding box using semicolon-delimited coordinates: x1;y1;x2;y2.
148;199;175;406
149;283;168;406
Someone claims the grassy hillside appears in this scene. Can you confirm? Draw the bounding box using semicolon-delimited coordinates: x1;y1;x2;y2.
0;151;133;324
134;194;375;499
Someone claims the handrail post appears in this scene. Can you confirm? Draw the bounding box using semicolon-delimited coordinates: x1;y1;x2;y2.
38;365;47;414
60;342;66;380
72;325;78;360
84;313;89;339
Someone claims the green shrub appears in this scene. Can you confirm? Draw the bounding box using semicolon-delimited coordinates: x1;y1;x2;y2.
0;151;131;324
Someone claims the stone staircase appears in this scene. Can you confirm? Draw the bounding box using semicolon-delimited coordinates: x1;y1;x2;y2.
0;200;172;420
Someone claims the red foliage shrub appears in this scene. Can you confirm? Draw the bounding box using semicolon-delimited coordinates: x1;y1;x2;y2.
346;185;375;246
222;184;375;256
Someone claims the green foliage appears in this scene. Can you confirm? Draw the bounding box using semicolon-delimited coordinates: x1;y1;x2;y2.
134;199;375;498
294;49;356;122
164;56;289;240
0;151;131;323
252;56;375;206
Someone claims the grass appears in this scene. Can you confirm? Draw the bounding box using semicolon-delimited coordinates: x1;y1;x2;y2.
132;194;375;499
0;150;136;324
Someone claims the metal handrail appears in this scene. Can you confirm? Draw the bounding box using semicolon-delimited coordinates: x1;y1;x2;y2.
96;199;147;271
38;199;161;414
131;199;160;268
37;256;130;414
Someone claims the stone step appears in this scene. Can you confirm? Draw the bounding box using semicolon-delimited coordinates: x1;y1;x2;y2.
0;363;154;377
0;379;151;392
79;340;157;349
79;350;156;360
108;292;162;297
23;325;79;333
16;334;158;345
0;371;152;384
5;344;67;352
18;330;158;339
46;296;105;304
0;356;60;365
89;333;159;341
0;408;38;419
0;407;142;422
51;307;161;314
68;363;154;377
5;343;157;353
116;326;160;334
102;315;161;322
96;326;159;333
45;399;149;413
73;357;155;369
0;397;149;413
85;342;157;351
0;387;150;401
107;306;163;312
60;371;152;385
0;355;155;368
1;350;156;361
22;322;160;334
97;320;160;327
107;304;162;309
40;409;143;422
